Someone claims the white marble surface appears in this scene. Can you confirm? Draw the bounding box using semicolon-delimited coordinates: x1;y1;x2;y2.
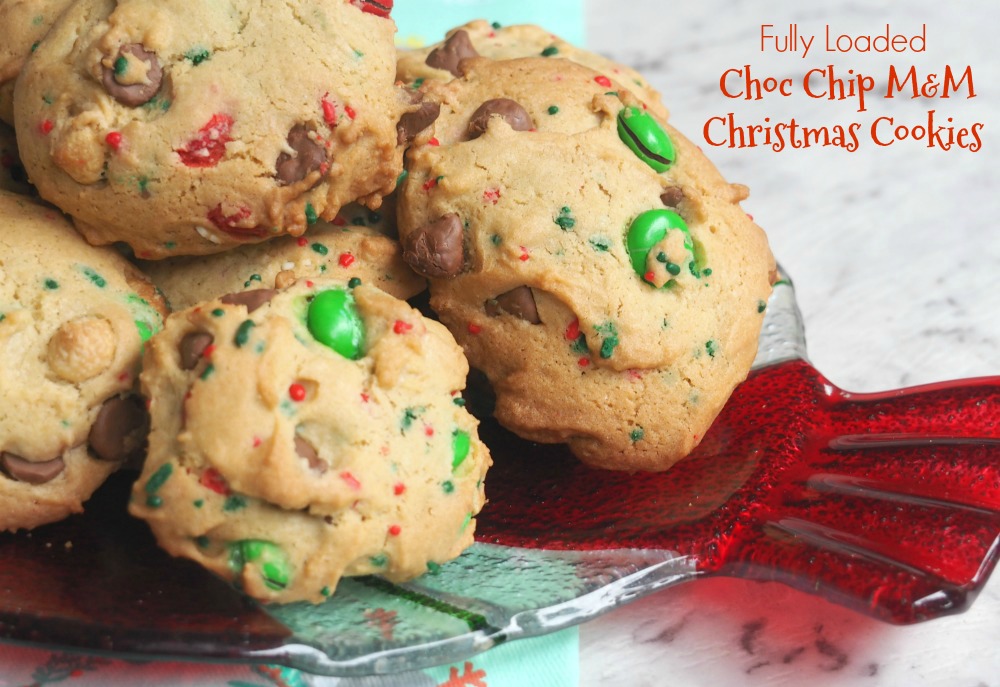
580;0;999;685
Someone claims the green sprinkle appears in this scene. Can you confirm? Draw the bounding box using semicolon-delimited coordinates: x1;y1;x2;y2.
184;48;211;65
370;554;388;568
396;169;409;186
304;203;318;225
554;206;576;230
412;77;425;89
145;463;173;495
491;21;502;29
44;278;59;290
321;586;332;597
348;277;362;288
1;314;7;323
164;241;176;250
31;14;44;25
426;561;442;575
42;94;53;105
589;236;611;252
706;340;718;358
442;480;455;494
350;216;366;226
630;428;645;443
452;397;466;407
234;320;256;347
224;495;248;512
595;322;620;359
666;262;681;276
401;406;424;432
137;176;150;195
460;512;472;532
135;320;153;342
193;499;204;509
571;333;588;354
200;363;215;380
490;234;502;246
82;267;106;288
703;268;713;276
113;55;128;76
211;308;225;317
243;273;262;288
547;105;560;115
195;536;210;548
757;300;767;314
146;495;163;508
353;48;364;58
311;242;329;256
541;46;559;57
30;41;39;53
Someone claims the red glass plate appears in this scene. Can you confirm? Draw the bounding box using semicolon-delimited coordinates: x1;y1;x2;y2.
1;273;998;677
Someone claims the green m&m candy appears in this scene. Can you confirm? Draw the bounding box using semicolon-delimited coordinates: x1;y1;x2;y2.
230;540;292;591
626;209;692;286
617;106;676;172
452;429;471;471
306;288;364;359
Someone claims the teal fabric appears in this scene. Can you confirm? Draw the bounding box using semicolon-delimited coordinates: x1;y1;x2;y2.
394;0;586;47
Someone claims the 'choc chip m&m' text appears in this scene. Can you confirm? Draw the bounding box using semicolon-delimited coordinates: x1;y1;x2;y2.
702;23;984;152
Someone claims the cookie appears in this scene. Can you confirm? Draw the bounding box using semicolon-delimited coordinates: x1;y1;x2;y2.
13;0;426;258
129;277;490;603
0;0;75;125
0;121;34;195
141;203;426;311
397;57;775;472
0;190;168;532
396;20;668;121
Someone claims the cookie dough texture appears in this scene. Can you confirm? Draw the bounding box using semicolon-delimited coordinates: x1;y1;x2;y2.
0;190;168;531
0;0;75;124
130;278;490;603
396;20;668;120
142;204;425;311
14;0;411;258
398;57;774;472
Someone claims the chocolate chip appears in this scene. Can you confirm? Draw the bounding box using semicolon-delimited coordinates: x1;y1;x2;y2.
425;30;478;77
88;395;149;463
179;332;214;370
397;101;441;146
467;99;534;140
275;125;327;186
660;186;686;208
0;452;66;484
101;44;162;107
484;286;541;324
294;436;327;473
220;289;277;313
402;213;465;278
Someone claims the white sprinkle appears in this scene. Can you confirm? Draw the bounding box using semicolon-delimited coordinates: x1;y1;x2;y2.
195;226;221;244
282;261;295;271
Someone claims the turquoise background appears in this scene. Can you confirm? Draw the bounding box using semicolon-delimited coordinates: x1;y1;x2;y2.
393;0;586;47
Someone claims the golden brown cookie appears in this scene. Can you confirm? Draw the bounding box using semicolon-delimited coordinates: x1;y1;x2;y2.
14;0;421;258
0;190;168;531
397;57;774;471
129;277;490;603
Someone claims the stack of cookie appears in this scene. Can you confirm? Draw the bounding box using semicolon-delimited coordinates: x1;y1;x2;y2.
0;4;773;603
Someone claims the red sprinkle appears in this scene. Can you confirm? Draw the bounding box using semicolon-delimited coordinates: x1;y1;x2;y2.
594;75;613;88
252;437;262;448
388;524;402;536
38;119;54;135
338;252;355;268
340;471;362;491
332;214;347;226
201;344;217;360
467;322;482;335
393;483;406;496
565;319;580;340
200;468;230;495
289;383;307;402
321;94;338;126
483;188;501;205
297;236;309;247
105;131;123;150
176;113;234;168
360;392;370;403
424;425;435;437
644;270;656;283
344;104;357;120
358;0;393;18
578;357;591;367
519;246;530;261
393;319;413;334
117;371;131;382
422;176;440;192
428;137;440;146
207;204;268;237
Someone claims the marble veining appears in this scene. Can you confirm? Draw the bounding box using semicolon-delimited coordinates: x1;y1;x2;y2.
580;0;999;685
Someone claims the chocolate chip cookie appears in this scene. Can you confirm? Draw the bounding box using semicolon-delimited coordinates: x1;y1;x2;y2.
13;0;418;258
397;57;774;471
0;190;168;531
130;277;490;603
396;19;668;120
141;203;426;311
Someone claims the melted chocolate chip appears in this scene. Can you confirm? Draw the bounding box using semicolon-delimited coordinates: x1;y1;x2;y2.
101;44;162;107
397;101;441;146
0;452;66;484
402;213;465;278
179;332;214;370
294;436;327;473
660;186;686;208
425;30;478;77
275;125;327;186
220;289;277;313
467;99;534;140
88;395;149;463
484;286;541;324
